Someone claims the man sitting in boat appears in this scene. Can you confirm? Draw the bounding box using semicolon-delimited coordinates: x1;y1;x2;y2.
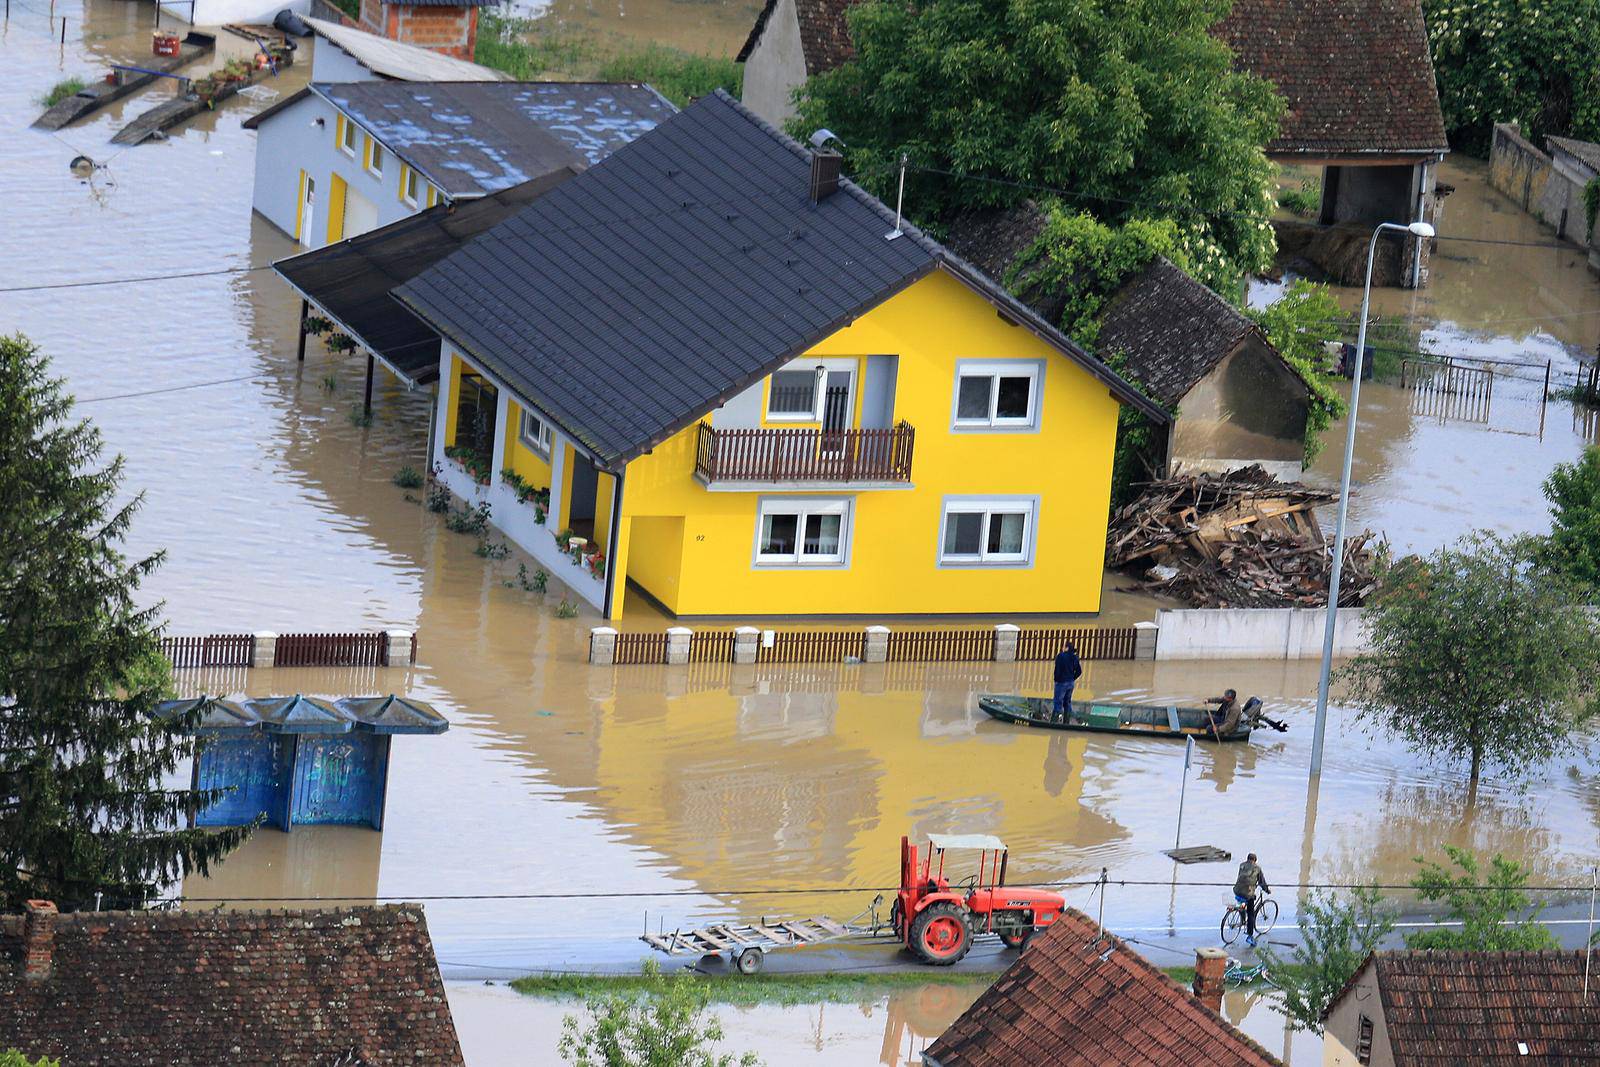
1205;690;1243;739
1052;642;1083;722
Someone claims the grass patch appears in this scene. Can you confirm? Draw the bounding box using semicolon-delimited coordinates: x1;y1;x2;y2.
475;13;741;108
39;76;88;108
511;970;993;1007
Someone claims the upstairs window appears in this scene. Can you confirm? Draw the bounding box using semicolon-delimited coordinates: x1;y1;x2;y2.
767;368;820;420
367;139;385;178
940;499;1035;565
401;166;420;207
518;410;552;458
338;116;357;157
953;362;1040;429
1357;1015;1374;1065
755;499;849;566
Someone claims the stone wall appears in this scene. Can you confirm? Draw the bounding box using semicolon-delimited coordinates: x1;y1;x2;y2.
1153;607;1370;660
1489;122;1552;213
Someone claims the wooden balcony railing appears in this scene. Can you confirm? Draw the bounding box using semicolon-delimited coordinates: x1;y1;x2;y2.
694;421;915;484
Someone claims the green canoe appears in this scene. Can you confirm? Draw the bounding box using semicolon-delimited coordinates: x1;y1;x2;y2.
977;694;1252;742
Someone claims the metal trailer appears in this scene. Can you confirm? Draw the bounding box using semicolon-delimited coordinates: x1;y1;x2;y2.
641;900;883;975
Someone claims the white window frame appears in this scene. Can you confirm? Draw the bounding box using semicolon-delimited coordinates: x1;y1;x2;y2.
367;140;385;178
753;497;852;567
518;409;552;459
951;360;1042;431
338;116;357;158
401;167;420;208
938;497;1037;567
766;364;825;422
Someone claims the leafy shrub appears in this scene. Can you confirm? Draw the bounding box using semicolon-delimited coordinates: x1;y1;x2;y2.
1278;177;1321;217
554;597;579;619
475;539;510;559
425;482;452;513
393;466;424;489
445;502;492;536
347;405;372;427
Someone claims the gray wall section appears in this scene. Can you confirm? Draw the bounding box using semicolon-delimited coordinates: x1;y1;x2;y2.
740;0;807;127
1169;337;1307;475
250;91;439;246
1320;164;1416;226
861;355;897;429
1539;149;1594;242
715;380;765;428
311;41;376;84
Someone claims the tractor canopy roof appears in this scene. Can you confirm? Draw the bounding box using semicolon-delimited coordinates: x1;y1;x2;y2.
926;834;1006;852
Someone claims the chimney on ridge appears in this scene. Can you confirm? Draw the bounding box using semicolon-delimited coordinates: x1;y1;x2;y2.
1193;946;1227;1013
809;149;843;203
22;899;57;981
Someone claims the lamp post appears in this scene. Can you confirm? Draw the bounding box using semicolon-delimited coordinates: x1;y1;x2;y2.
1308;219;1436;777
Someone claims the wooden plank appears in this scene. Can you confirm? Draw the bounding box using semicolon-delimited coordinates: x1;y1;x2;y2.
690;928;729;949
778;921;823;942
710;925;754;945
811;917;849;937
750;923;795;944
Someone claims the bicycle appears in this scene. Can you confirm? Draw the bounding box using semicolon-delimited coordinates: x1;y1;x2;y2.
1219;891;1278;946
1222;956;1279;989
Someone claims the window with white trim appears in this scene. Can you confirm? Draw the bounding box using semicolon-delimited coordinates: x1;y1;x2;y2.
401;167;420;207
940;499;1034;564
755;498;850;565
338;116;357;157
367;141;385;178
518;410;552;458
953;362;1040;428
767;368;821;420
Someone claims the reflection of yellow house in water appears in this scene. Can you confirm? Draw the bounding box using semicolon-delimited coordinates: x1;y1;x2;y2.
394;91;1162;620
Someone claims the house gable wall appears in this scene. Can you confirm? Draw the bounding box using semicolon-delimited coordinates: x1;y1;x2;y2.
613;267;1121;617
1169;335;1308;478
740;0;807;127
1323;966;1395;1067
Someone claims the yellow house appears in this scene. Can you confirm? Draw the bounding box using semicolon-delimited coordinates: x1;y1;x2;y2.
395;91;1164;620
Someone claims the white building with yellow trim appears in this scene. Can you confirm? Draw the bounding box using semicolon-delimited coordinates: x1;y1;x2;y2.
241;80;673;249
393;92;1165;620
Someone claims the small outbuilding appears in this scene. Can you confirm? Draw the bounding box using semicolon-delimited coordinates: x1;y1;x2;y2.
161;693;448;831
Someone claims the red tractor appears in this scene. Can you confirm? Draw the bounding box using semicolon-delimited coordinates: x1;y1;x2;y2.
892;834;1065;965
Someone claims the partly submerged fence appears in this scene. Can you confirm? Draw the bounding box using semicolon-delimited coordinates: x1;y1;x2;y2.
590;623;1148;666
160;630;416;670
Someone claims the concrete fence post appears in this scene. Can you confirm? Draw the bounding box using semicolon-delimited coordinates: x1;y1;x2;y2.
863;625;890;664
733;626;760;665
251;631;277;670
665;626;693;666
385;629;414;666
993;623;1020;662
589;626;618;666
1133;621;1159;661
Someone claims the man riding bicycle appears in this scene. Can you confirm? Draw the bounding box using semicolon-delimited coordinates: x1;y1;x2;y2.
1233;853;1271;947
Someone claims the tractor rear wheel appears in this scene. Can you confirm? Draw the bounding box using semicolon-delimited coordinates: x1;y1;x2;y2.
911;903;972;965
999;928;1031;951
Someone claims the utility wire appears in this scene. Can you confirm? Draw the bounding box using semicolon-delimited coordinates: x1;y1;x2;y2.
76;373;266;404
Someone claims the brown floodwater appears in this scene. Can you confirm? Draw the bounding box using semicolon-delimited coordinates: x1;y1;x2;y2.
7;7;1600;1064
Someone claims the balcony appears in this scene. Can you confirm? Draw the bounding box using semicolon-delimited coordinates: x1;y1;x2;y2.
694;421;915;487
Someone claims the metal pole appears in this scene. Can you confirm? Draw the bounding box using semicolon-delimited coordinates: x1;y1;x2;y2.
1585;867;1596;1001
363;352;374;418
1174;734;1193;850
296;299;308;362
1312;222;1402;777
1096;867;1108;937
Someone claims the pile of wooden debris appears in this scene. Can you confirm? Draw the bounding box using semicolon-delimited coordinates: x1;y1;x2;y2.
1107;466;1383;608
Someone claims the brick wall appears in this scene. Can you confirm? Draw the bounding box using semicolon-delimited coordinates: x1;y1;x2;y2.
358;0;478;60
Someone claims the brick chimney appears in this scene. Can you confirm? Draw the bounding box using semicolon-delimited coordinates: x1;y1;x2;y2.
22;900;57;981
358;0;481;60
1193;946;1226;1013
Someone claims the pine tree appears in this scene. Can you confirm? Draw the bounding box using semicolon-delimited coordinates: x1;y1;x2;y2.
0;333;250;910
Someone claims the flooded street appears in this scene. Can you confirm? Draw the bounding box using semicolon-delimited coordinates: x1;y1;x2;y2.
7;3;1600;1063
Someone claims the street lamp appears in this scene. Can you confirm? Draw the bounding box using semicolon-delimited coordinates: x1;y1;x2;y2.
1308;218;1436;778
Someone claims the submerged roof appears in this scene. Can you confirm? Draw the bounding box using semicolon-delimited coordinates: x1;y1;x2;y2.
395;91;1162;469
313;80;675;198
1213;0;1448;157
0;904;464;1065
305;16;508;82
275;173;573;385
1097;259;1306;407
1337;950;1600;1064
926;907;1281;1066
737;0;861;75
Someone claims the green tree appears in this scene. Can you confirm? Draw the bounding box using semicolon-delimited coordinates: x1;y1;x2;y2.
1539;446;1600;594
0;1053;60;1067
793;0;1283;282
0;334;250;911
1245;279;1347;463
559;961;760;1067
1422;0;1600;155
1405;846;1557;951
1261;885;1394;1034
1341;532;1600;795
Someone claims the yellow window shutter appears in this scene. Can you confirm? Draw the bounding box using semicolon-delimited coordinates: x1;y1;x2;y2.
294;169;306;240
334;115;343;150
398;165;408;203
362;135;371;170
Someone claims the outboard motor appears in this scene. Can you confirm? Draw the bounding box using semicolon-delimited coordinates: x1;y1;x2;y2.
1243;696;1288;732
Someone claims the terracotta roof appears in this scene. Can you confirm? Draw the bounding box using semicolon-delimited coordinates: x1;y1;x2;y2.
0;903;464;1066
923;908;1282;1067
1339;950;1600;1065
1548;136;1600;176
736;0;861;75
1212;0;1448;157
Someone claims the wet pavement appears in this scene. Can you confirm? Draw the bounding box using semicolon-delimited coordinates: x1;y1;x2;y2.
7;5;1600;1064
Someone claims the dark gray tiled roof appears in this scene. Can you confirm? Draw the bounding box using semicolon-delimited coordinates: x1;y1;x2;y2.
1549;136;1600;175
315;81;676;198
394;91;1162;468
274;173;574;385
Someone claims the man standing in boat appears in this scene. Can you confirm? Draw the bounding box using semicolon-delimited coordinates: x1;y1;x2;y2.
1052;642;1082;723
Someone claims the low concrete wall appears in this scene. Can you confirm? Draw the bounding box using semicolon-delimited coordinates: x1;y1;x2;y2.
1489;122;1552;213
1154;608;1369;661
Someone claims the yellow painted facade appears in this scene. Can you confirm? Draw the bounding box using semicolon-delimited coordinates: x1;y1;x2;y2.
325;174;348;244
443;267;1124;619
